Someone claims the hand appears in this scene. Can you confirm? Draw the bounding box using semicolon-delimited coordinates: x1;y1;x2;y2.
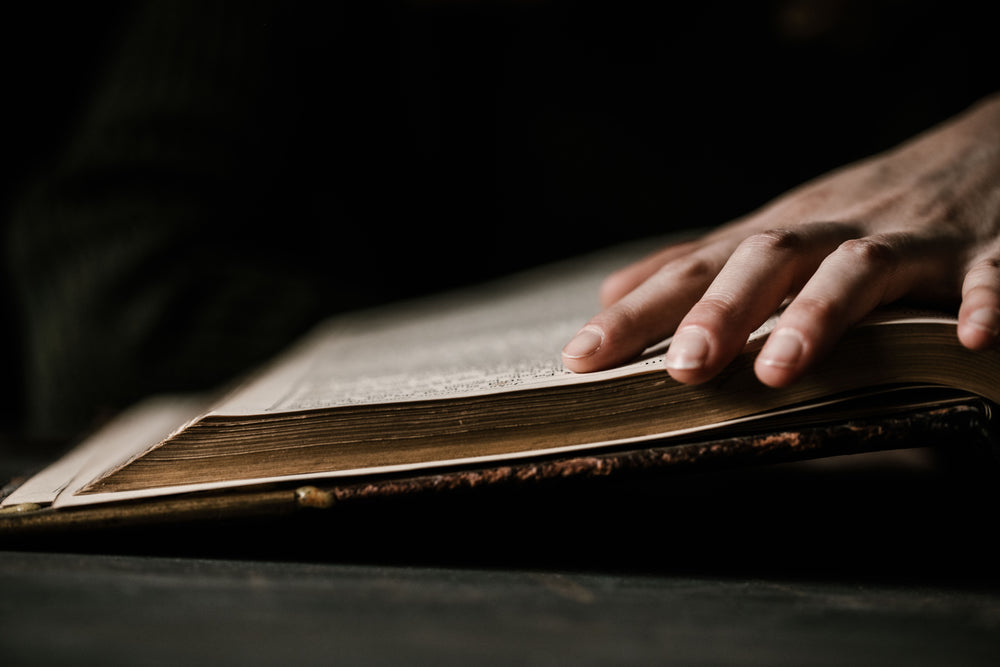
562;92;1000;387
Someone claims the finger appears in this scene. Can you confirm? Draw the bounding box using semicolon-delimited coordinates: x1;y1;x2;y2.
562;242;733;372
958;256;1000;350
664;224;859;384
599;240;704;308
754;233;949;387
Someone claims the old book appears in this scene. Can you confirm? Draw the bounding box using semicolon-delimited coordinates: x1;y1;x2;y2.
1;238;998;534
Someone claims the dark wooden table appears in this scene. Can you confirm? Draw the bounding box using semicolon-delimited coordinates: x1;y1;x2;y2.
3;549;999;667
3;439;999;666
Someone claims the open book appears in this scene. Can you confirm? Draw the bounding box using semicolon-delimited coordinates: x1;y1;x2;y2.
2;238;998;531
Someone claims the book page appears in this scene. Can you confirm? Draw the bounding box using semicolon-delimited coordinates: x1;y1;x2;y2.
211;239;676;417
43;384;968;509
1;395;207;508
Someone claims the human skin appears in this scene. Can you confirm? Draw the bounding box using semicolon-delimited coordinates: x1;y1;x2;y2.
562;92;1000;387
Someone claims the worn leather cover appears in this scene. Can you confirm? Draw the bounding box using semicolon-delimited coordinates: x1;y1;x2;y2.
1;397;995;546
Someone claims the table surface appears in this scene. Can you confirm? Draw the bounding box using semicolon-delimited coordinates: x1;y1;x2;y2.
2;443;999;666
3;550;999;667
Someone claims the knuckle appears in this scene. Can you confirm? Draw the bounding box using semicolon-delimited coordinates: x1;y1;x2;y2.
787;295;843;329
836;237;900;270
663;253;718;285
971;256;1000;273
739;228;804;254
592;302;636;337
690;294;741;322
598;298;655;343
963;255;1000;293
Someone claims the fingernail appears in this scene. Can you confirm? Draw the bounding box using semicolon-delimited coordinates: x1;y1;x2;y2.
967;307;1000;336
665;326;711;370
759;328;805;368
563;326;604;359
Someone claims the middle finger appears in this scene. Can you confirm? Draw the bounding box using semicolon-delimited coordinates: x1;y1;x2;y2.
664;222;861;384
